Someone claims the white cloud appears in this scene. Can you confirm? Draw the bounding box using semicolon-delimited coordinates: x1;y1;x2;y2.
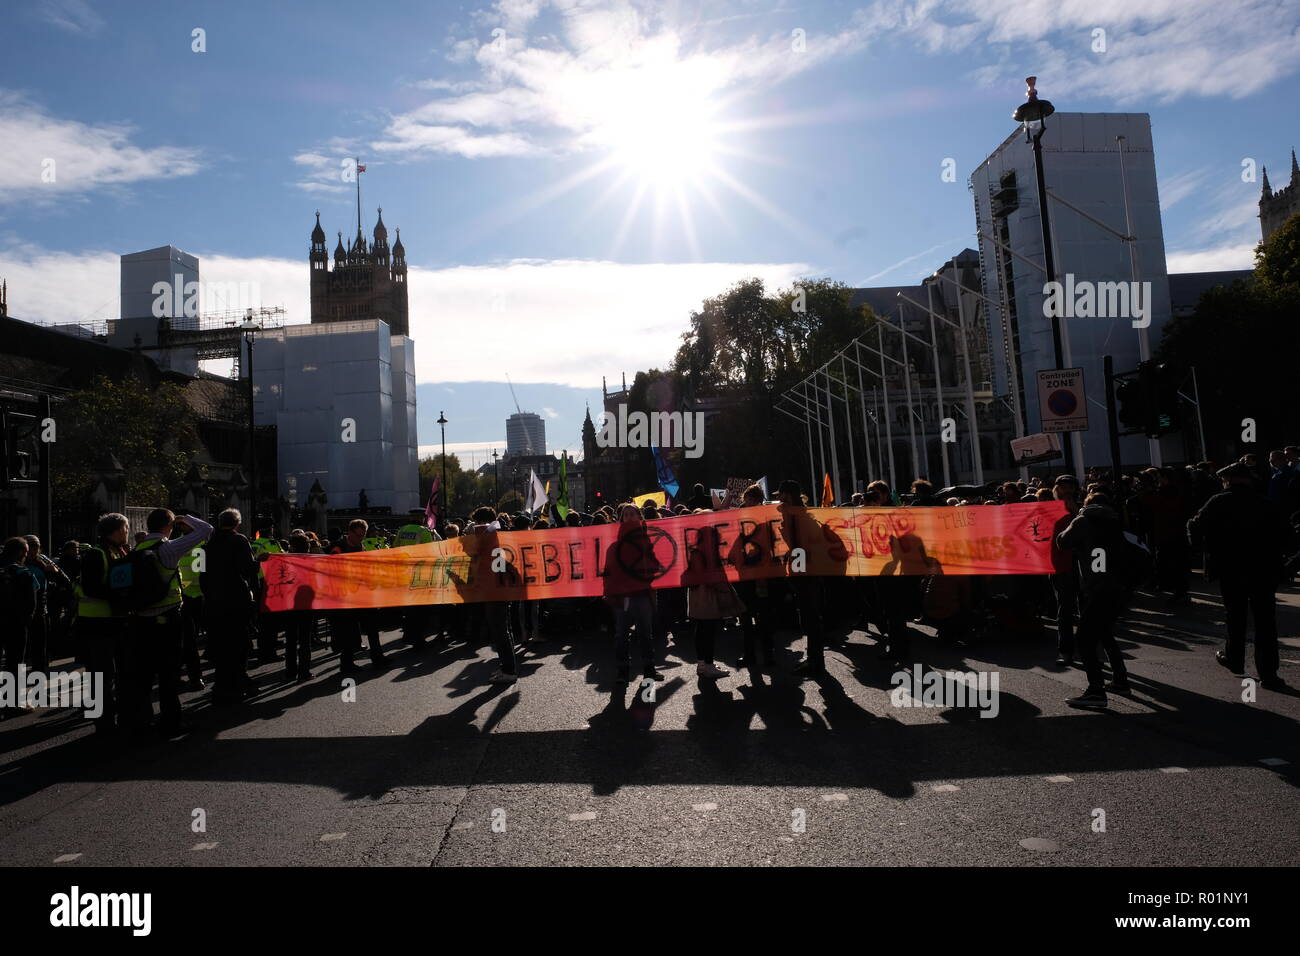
861;0;1300;104
0;242;808;388
291;150;358;194
1165;243;1257;273
0;91;203;202
377;0;872;159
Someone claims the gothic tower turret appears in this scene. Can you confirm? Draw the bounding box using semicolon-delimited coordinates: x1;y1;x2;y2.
309;209;410;335
1260;149;1300;242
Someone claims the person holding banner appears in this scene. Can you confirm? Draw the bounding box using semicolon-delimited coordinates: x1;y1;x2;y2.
605;503;663;683
865;480;912;668
775;480;829;680
733;483;778;674
684;517;739;679
329;520;388;673
464;507;518;684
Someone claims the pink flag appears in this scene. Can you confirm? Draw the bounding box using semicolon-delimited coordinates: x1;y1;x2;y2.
424;476;440;530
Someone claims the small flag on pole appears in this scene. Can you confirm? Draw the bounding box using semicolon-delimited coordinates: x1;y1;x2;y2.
651;445;680;500
524;469;547;515
821;473;834;507
424;476;440;530
556;455;571;520
356;163;367;173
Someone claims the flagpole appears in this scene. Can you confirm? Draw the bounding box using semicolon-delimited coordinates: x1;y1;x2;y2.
355;156;362;239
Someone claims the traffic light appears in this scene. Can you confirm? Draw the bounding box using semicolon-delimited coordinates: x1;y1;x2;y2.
1138;361;1181;438
1115;375;1146;431
1116;362;1181;438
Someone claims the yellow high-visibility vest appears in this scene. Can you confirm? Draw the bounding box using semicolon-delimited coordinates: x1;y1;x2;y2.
178;546;204;599
133;538;183;612
74;545;121;619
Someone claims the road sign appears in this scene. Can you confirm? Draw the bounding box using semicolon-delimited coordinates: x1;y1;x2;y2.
1010;432;1063;464
1036;368;1087;433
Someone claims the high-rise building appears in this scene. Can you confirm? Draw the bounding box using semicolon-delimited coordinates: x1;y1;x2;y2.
971;112;1173;468
310;209;409;335
112;245;202;374
506;411;545;457
1259;150;1300;242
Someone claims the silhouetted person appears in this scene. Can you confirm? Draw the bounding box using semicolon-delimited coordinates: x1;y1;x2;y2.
1188;462;1296;689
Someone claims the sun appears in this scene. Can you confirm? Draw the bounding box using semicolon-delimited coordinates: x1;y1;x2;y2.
588;63;724;189
605;90;720;188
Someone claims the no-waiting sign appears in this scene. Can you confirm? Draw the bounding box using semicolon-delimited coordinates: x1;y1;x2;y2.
1037;367;1087;433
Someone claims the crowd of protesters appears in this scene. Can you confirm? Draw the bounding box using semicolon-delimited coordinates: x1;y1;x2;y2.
0;445;1296;734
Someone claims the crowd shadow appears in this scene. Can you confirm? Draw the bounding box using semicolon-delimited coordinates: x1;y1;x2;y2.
2;571;1298;809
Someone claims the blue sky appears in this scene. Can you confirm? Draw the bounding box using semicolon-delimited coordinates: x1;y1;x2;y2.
2;0;1297;457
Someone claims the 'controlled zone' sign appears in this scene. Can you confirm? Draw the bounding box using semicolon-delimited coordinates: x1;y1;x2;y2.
1036;368;1087;433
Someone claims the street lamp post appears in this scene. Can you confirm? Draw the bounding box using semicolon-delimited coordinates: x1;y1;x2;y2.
437;411;448;527
1013;76;1064;372
241;314;260;530
492;448;499;507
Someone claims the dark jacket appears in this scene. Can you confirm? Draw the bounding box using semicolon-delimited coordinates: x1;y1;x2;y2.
0;562;37;624
1057;503;1126;597
1188;486;1295;581
200;529;259;613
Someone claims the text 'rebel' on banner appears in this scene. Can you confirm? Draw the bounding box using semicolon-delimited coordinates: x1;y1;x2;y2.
261;503;1066;612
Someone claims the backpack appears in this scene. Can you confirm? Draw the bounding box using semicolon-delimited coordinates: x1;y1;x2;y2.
0;564;35;620
105;549;175;612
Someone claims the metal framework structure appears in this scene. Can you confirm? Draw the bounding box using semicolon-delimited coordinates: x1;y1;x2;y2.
775;291;989;502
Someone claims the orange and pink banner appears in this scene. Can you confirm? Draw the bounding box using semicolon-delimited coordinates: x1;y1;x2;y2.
261;502;1066;612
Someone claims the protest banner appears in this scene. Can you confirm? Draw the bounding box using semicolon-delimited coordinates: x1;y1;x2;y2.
262;502;1066;612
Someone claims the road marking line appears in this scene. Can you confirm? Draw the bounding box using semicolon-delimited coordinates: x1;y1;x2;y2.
1019;838;1058;852
1046;775;1073;783
821;793;848;802
1159;767;1189;774
191;842;218;851
692;802;718;811
319;832;347;842
53;853;81;863
932;784;961;792
568;811;598;821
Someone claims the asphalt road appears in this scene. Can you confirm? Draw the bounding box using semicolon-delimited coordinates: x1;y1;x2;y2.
2;578;1298;867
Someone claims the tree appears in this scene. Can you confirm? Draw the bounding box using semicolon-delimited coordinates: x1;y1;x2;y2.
1157;215;1300;460
496;490;525;514
418;453;492;517
51;374;200;510
670;277;876;485
1255;211;1300;292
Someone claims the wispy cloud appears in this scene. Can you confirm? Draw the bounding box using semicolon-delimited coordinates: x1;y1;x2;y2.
860;0;1300;104
862;236;967;284
1164;176;1263;270
1159;167;1212;212
0;91;202;202
39;0;104;35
